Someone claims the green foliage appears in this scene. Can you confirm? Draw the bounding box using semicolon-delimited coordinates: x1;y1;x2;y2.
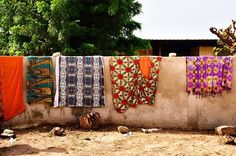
212;36;232;56
213;45;231;56
0;0;148;56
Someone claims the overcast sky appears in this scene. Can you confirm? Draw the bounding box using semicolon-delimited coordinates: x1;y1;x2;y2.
134;0;236;39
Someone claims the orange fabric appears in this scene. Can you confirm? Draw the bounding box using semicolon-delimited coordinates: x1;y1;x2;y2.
139;57;152;79
0;80;3;124
0;57;25;121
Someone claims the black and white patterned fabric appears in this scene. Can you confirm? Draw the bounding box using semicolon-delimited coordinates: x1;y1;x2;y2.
55;56;105;107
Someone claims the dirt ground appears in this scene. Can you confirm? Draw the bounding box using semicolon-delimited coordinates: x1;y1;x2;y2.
0;125;236;156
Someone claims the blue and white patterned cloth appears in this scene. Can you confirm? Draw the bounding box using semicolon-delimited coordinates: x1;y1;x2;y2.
54;56;105;107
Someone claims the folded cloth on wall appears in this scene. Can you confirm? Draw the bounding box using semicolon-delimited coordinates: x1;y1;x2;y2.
54;56;60;107
27;56;55;104
110;56;162;113
55;56;105;107
186;56;232;96
139;56;152;79
0;57;25;121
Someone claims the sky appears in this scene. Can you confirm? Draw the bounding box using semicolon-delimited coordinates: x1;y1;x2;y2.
134;0;236;39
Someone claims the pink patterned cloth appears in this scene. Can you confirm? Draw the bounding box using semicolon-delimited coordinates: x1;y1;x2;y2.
186;56;232;96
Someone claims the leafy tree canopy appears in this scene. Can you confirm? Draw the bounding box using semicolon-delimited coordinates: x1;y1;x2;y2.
0;0;149;56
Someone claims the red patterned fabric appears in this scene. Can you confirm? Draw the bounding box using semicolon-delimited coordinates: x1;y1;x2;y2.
110;56;161;113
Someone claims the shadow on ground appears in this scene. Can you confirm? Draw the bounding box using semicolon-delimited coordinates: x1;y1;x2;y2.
0;144;67;156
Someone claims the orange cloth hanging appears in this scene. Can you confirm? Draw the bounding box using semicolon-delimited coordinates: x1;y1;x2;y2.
0;57;25;121
0;80;3;124
139;56;152;79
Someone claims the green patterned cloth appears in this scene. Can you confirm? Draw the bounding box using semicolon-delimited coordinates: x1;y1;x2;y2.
27;56;54;104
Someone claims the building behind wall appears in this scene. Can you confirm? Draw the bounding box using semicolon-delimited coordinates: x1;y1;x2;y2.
150;39;218;56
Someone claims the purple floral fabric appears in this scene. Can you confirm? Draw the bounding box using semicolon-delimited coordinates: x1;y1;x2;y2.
186;56;232;96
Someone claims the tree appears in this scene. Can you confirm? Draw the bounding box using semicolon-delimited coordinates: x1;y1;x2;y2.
0;0;58;55
210;20;236;56
0;0;149;56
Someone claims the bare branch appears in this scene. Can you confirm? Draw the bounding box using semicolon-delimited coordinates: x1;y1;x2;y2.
231;20;236;40
225;25;236;41
210;20;236;55
210;27;233;46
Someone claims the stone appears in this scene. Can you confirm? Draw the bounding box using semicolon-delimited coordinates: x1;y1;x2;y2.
1;129;16;139
117;126;130;134
218;135;235;145
50;127;65;136
2;129;13;134
215;125;236;136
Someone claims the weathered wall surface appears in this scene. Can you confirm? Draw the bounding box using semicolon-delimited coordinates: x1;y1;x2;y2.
4;57;236;130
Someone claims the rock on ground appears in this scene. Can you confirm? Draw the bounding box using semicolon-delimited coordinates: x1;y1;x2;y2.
117;126;130;134
215;125;236;136
50;127;65;136
1;129;16;138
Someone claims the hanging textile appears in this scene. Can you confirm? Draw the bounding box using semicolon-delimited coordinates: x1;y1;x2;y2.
54;56;60;107
139;56;152;79
57;56;105;107
0;80;3;125
0;57;25;121
110;56;162;113
27;56;54;104
186;56;232;96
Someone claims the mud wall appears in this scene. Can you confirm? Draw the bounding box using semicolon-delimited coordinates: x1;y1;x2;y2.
4;56;236;130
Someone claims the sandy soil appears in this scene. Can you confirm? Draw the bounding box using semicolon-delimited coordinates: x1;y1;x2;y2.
0;125;236;156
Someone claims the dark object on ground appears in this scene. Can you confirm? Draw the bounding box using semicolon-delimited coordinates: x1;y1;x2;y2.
84;137;91;141
215;125;236;136
79;112;100;130
117;126;130;134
